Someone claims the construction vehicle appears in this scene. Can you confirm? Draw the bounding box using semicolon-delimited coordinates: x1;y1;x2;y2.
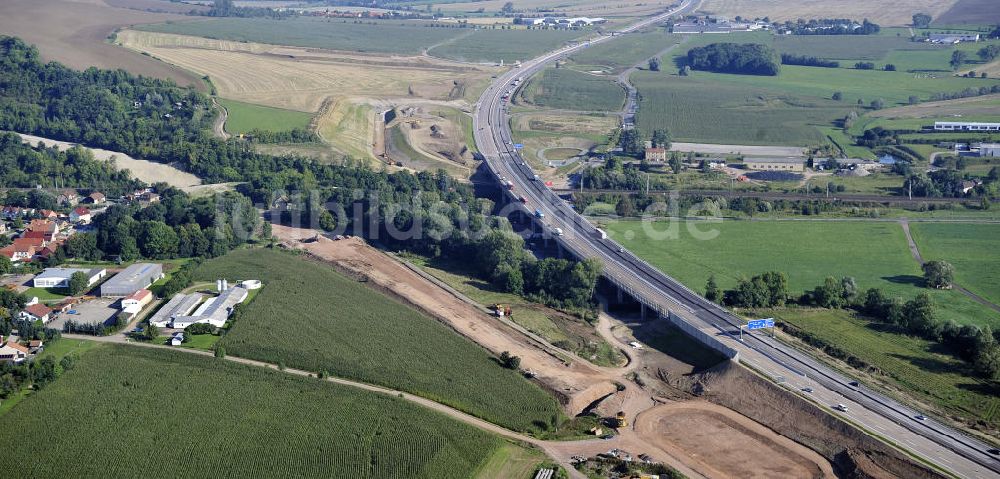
613;411;627;428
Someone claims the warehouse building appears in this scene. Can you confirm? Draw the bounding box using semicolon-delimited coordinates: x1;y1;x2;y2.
934;121;1000;132
979;144;1000;157
744;157;805;172
148;292;204;328
33;268;107;289
100;263;164;297
171;284;250;329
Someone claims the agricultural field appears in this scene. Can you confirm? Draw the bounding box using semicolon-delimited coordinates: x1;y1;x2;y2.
767;307;1000;430
566;30;682;75
428;28;587;63
909;223;1000;307
116;31;491;113
521;68;625;112
192;248;564;433
603;219;999;329
315;99;378;163
404;254;626;367
136;17;467;55
511;111;617;170
696;0;959;26
631;30;1000;148
432;0;675;21
0;0;201;87
217;99;313;134
0;344;512;477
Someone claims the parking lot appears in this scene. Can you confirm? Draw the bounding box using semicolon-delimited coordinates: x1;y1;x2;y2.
47;298;120;330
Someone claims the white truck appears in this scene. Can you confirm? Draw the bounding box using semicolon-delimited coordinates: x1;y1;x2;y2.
594;228;607;240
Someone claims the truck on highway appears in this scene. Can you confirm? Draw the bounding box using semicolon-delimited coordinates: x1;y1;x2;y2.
594;228;607;239
535;209;545;219
505;180;514;190
532;174;540;181
519;196;527;204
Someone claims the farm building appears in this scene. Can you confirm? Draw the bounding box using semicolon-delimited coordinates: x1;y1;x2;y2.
148;293;204;328
171;285;250;329
744;157;804;172
934;121;1000;132
644;147;667;162
927;33;979;44
979;144;1000;157
33;267;107;289
20;304;53;323
101;263;164;297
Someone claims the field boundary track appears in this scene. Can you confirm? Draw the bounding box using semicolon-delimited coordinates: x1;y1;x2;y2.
900;219;1000;314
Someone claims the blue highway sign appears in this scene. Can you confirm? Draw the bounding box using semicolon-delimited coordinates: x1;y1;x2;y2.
513;143;524;149
747;318;775;330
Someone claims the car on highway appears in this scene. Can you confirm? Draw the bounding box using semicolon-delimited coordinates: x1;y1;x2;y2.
988;448;999;455
848;381;860;387
801;387;813;393
834;404;849;412
915;414;927;421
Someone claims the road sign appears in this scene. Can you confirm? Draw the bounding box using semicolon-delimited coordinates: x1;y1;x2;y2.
747;318;775;330
513;143;524;149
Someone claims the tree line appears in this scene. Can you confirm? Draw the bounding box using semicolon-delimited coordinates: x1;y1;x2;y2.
686;43;780;76
0;133;143;195
706;269;1000;379
777;18;880;35
780;54;839;68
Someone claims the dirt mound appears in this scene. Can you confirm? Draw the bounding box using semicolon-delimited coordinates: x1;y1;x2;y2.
692;362;945;479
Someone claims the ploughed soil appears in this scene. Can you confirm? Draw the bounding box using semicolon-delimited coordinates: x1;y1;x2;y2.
0;0;202;87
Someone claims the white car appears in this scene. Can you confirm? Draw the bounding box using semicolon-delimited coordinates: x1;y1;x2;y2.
834;404;849;412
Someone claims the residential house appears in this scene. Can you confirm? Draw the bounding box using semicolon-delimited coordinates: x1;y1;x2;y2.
37;209;58;220
0;337;30;363
85;192;106;205
20;303;53;323
962;180;982;195
24;219;58;242
58;190;79;207
927;33;979;44
1;206;34;220
27;339;44;354
0;222;6;234
644;147;668;162
1;238;39;262
70;207;92;225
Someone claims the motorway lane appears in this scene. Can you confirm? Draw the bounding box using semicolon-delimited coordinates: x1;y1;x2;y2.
473;3;1000;478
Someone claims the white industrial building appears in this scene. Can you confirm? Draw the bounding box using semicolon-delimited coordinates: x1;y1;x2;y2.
148;293;204;328
980;144;1000;157
934;121;1000;132
171;283;250;329
32;268;107;289
101;263;164;297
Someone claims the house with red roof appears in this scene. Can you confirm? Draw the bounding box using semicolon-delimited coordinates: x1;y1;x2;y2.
19;303;53;323
122;289;153;310
70;207;92;224
0;337;30;363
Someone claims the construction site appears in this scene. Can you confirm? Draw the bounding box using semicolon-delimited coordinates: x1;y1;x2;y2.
271;223;945;479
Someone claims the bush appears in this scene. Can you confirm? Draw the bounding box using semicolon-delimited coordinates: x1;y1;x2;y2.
686;43;780;76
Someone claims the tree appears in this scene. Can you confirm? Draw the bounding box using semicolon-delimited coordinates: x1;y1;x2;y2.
832;91;843;101
950;50;968;71
0;256;11;275
912;13;932;28
143;323;159;341
812;276;845;308
973;325;1000;379
922;260;955;289
705;275;721;303
883;64;896;71
979;44;1000;62
679;65;691;76
870;98;886;110
501;1;514;14
651;128;671;149
499;351;520;369
903;293;936;335
648;57;660;71
908;95;920;105
619;129;643;156
214;345;226;358
68;272;89;296
139;221;179;259
615;195;635;217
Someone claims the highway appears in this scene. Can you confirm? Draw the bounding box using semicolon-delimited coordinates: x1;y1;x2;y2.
471;3;1000;478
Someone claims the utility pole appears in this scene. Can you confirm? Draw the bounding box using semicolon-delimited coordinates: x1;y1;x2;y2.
908;179;912;200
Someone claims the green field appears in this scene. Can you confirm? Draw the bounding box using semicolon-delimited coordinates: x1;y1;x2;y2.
429;28;586;63
767;307;1000;428
138;18;466;55
567;30;682;74
909;223;1000;307
523;68;625;112
626;31;1000;147
218;98;313;134
0;344;508;477
604;219;998;328
632;70;850;146
192;248;563;433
